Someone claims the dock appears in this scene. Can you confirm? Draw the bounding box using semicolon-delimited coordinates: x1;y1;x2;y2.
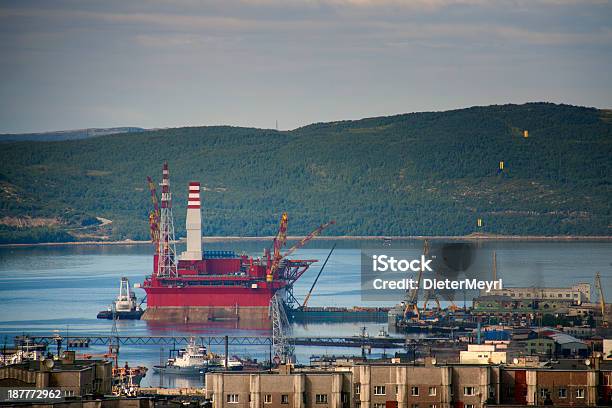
288;306;390;323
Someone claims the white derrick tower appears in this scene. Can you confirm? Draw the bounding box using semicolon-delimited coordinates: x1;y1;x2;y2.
157;162;178;278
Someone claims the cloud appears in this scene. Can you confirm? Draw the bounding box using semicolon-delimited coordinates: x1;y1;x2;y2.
2;3;610;49
0;0;611;132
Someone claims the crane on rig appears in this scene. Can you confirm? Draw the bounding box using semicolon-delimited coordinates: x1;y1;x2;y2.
595;272;608;328
268;213;335;364
302;244;336;308
267;214;335;281
146;176;160;249
283;220;336;259
268;212;288;282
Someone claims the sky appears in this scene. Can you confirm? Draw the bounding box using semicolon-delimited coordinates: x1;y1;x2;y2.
0;0;611;133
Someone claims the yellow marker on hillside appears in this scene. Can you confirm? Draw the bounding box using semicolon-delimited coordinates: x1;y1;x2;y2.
523;130;529;138
499;161;504;171
477;218;483;227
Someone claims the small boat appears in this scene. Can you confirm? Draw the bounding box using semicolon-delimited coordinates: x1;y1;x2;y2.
355;326;370;338
208;355;244;372
375;326;390;338
153;337;243;375
153;337;210;376
97;277;144;320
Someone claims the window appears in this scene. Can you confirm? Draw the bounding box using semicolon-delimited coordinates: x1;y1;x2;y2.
465;405;474;408
576;389;585;399
540;389;548;398
373;404;385;408
374;386;386;396
264;394;272;404
227;394;239;403
428;387;436;396
411;404;419;408
316;394;328;404
281;394;289;404
558;388;567;398
411;386;419;396
464;387;475;396
355;384;360;395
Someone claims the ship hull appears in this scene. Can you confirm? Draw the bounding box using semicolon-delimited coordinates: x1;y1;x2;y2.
145;285;276;307
97;310;144;320
152;365;206;376
142;305;270;324
142;286;274;325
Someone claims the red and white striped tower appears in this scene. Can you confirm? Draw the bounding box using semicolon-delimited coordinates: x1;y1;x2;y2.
157;162;178;278
180;181;202;261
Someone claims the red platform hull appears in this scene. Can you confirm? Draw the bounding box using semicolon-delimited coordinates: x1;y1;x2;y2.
145;285;276;308
142;286;277;325
142;254;314;323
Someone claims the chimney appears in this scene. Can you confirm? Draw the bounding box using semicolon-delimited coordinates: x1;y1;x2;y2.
181;182;202;261
61;350;76;365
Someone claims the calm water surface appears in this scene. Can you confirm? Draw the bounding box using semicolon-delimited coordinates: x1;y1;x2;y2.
0;239;610;387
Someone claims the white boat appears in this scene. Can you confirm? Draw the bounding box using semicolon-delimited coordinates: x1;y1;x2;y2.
152;337;243;375
97;277;144;319
209;355;244;371
153;337;209;375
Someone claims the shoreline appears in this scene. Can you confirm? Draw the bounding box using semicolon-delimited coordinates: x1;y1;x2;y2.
2;234;612;248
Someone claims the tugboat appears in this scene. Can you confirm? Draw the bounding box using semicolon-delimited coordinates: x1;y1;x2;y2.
153;337;243;375
97;277;144;320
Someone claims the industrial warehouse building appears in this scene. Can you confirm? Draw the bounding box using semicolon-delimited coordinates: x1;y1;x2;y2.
485;283;591;303
206;357;612;408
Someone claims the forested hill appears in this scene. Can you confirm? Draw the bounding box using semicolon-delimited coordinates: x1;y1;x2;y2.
0;127;145;142
1;103;611;244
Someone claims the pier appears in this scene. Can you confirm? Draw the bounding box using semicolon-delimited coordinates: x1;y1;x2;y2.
15;334;409;348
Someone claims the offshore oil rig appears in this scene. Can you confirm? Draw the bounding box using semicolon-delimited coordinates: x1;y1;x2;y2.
140;163;334;324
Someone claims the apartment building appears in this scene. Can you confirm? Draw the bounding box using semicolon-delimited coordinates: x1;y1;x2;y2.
206;360;499;408
500;359;604;406
206;357;612;408
0;351;112;396
206;364;350;408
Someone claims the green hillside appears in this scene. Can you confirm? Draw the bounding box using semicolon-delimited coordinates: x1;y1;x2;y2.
0;127;145;142
1;103;611;244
